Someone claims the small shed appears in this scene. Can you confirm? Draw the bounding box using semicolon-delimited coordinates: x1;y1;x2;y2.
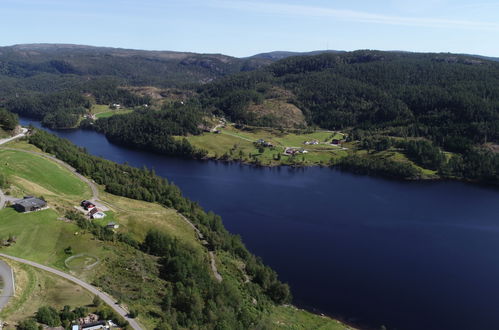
107;222;119;229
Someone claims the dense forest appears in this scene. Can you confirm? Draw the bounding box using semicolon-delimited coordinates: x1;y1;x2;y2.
0;107;18;131
87;101;207;158
3;79;150;128
28;129;292;329
200;51;499;143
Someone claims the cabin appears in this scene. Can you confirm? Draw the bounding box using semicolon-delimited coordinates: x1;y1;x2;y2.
13;197;47;213
332;139;341;145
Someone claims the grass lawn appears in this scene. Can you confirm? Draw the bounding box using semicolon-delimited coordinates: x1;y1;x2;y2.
95;109;133;119
90;104;111;114
185;125;348;166
91;104;133;118
3;139;43;152
0;149;90;200
0;260;94;325
0;208;111;271
98;192;202;252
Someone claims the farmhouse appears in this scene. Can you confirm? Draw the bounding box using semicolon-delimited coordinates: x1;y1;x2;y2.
304;139;319;145
81;200;96;211
13;196;47;212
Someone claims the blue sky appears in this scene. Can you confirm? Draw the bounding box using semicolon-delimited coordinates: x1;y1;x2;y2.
1;0;499;57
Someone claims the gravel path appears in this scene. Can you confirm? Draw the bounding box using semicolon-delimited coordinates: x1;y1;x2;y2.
0;128;28;146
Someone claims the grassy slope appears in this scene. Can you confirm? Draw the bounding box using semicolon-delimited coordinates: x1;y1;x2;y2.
0;149;90;200
0;260;94;326
185;124;439;179
185;125;349;166
91;104;133;119
0;128;10;139
0;141;351;329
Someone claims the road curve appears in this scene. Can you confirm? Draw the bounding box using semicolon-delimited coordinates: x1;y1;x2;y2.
0;260;15;311
0;128;28;147
0;254;142;330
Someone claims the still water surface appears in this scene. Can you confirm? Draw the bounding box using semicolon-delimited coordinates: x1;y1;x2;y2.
22;118;499;330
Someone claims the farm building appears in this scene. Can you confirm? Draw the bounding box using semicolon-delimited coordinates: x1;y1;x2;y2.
92;212;106;219
13;197;47;212
81;200;96;211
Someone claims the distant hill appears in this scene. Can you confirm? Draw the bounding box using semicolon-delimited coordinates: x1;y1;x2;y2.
200;50;499;143
0;43;273;95
249;50;343;60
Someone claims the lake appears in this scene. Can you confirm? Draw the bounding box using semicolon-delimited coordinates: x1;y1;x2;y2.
21;118;499;330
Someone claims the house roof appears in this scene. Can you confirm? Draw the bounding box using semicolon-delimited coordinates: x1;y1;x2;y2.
15;197;46;209
88;208;99;215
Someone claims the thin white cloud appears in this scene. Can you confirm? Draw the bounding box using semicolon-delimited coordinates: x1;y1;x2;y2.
211;0;499;31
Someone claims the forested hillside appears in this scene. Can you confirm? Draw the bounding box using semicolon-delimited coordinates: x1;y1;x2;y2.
198;51;499;184
0;44;271;95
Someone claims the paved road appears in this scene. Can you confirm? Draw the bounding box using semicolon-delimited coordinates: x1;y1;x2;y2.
0;188;5;210
0;260;14;311
0;254;142;330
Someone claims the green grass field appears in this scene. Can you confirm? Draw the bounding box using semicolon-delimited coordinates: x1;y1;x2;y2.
0;149;90;200
185;125;349;166
90;104;111;114
95;109;133;119
0;208;111;270
91;104;133;119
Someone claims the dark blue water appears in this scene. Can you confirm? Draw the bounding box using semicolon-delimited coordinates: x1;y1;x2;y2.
22;118;499;330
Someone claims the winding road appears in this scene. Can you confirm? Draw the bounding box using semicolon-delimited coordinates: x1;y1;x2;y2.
0;254;142;330
0;260;14;311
